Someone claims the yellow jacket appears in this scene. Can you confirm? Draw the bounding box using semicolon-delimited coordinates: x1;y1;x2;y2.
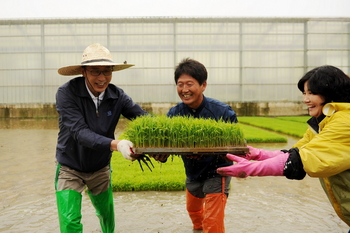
293;102;350;226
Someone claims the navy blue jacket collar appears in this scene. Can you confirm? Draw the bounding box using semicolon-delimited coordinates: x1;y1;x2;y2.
185;95;206;113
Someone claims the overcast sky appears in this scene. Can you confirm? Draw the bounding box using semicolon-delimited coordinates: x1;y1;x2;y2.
1;0;349;19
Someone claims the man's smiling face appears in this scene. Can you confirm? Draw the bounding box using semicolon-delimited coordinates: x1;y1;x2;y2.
82;66;113;96
176;74;207;109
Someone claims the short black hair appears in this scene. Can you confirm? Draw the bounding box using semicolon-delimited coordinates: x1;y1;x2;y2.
174;58;207;85
297;65;350;104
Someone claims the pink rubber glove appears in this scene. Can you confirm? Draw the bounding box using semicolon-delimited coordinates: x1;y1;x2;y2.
217;152;289;178
244;146;286;161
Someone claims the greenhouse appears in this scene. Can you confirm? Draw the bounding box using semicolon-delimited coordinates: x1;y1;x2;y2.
0;17;349;116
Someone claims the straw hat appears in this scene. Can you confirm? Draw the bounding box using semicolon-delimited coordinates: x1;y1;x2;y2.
58;43;134;76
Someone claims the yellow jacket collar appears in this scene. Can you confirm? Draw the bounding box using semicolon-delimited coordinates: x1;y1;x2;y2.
322;102;350;116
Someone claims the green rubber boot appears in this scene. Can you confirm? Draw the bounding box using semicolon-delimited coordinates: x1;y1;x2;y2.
88;186;115;233
56;190;83;233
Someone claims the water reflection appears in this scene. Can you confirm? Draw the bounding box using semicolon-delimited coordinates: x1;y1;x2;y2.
0;118;348;233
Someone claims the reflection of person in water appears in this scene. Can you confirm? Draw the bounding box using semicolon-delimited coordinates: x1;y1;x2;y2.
217;65;350;229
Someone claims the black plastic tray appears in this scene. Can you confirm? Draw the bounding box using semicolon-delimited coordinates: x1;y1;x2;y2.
133;146;248;156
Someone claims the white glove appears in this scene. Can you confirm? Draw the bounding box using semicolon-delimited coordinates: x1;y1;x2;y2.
117;139;134;161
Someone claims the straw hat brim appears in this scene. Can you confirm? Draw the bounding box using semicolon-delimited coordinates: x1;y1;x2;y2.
58;62;134;76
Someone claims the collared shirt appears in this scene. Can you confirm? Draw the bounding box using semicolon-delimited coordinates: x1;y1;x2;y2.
167;96;238;123
84;80;105;116
84;79;105;109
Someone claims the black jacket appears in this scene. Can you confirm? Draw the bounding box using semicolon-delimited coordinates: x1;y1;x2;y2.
55;76;147;172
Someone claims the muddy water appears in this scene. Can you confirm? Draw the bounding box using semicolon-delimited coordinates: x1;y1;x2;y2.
0;118;348;233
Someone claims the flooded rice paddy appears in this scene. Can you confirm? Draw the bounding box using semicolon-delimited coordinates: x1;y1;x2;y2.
0;118;348;232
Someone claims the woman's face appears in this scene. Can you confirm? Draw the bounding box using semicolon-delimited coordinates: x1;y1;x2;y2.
302;81;325;118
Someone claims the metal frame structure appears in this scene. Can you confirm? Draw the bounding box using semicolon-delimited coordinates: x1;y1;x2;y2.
0;17;349;105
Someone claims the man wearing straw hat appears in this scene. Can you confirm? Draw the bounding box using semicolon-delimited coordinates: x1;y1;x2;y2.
55;43;148;233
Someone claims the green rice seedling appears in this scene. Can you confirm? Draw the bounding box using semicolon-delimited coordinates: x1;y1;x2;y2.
123;115;246;148
112;117;292;191
111;153;185;191
238;116;307;138
240;124;287;143
276;116;310;123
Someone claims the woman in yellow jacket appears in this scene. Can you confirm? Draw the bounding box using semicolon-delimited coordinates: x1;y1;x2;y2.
217;65;350;229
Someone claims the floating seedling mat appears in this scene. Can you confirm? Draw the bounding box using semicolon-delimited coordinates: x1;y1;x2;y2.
123;115;247;156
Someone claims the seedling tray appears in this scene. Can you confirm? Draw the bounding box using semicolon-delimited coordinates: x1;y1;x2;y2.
133;146;248;156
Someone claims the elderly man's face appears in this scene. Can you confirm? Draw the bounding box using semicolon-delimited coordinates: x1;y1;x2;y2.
82;66;113;96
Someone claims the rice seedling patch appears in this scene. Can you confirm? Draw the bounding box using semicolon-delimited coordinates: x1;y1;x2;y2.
276;116;310;123
111;153;185;191
240;124;287;143
123;115;247;155
111;116;307;191
238;116;307;138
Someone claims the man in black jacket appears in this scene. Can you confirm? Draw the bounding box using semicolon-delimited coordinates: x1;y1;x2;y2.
55;43;148;233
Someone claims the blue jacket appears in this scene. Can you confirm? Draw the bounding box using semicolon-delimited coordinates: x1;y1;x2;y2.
55;76;147;172
167;96;237;181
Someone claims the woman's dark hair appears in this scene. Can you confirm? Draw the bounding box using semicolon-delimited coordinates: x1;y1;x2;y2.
297;65;350;104
174;58;207;85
